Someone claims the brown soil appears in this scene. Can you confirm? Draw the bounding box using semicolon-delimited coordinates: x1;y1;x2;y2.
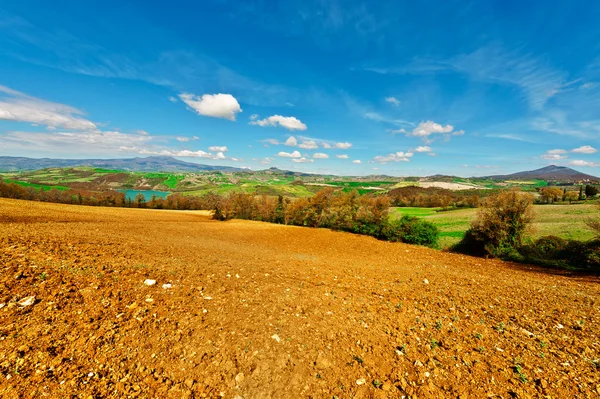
1;198;599;398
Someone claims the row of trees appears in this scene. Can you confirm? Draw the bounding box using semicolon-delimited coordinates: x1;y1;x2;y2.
0;181;217;210
387;186;482;209
212;188;439;247
538;185;598;204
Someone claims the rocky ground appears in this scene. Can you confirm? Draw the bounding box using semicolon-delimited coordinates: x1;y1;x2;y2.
0;198;599;398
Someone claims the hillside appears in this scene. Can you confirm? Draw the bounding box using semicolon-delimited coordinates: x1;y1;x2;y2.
484;165;598;182
0;156;243;173
1;199;599;398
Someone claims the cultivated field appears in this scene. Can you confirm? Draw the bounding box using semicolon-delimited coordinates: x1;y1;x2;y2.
391;204;599;248
1;199;599;398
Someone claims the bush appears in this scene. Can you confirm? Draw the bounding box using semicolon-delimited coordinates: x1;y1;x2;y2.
518;236;600;272
383;216;439;247
455;189;534;257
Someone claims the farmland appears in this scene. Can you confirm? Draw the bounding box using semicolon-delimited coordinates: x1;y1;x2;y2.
391;204;599;248
1;198;599;398
1;166;569;199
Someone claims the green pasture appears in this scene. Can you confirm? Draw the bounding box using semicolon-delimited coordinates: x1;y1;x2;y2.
390;204;599;249
5;180;70;191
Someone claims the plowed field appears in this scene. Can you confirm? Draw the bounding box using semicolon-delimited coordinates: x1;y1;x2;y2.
1;198;599;398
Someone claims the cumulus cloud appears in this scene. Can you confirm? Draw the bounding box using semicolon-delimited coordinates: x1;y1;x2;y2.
285;136;298;146
385;96;400;106
298;140;318;149
313;153;329;159
0;85;97;131
208;145;228;152
136;129;149;136
569;160;600;167
292;157;314;163
277;150;302;158
414;146;431;152
178;93;242;121
571;145;597;154
259;157;273;165
372;151;414;163
541;154;567;160
541;149;568;160
334;142;352;149
352;160;362;164
336;154;349;159
176;137;190;142
395;120;464;143
250;115;307;130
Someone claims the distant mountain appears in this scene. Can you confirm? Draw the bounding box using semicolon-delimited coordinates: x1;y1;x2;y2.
0;156;243;173
483;165;598;181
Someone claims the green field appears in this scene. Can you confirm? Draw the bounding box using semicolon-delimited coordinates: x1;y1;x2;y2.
390;204;599;248
5;180;70;191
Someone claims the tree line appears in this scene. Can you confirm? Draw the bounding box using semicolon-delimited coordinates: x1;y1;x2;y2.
212;188;439;247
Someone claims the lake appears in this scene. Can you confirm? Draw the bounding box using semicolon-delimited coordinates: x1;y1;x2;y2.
120;189;170;201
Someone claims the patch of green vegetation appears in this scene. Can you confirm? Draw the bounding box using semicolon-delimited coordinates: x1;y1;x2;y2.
390;204;598;248
6;180;69;191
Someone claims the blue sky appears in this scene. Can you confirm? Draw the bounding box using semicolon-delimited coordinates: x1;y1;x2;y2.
0;0;599;176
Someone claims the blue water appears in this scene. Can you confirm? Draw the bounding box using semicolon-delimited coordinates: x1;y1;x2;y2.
120;189;170;201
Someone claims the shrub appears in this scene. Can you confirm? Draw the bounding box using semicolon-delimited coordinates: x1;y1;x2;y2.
383;216;439;247
518;236;600;272
455;189;534;257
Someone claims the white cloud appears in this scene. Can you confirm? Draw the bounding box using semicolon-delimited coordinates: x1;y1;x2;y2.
569;160;600;167
264;138;280;145
292;157;314;163
541;149;568;160
313;153;329;159
136;129;149;135
352;160;361;164
336;154;349;159
259;157;273;165
412;121;453;136
393;121;464;143
571;145;597;154
168;96;178;103
414;146;431;152
385;96;400;106
335;142;352;149
178;93;242;121
176;137;190;142
372;151;414;163
277;150;302;158
208;146;228;152
298;140;318;149
250;114;259;121
122;147;229;160
1;130;150;156
0;85;97;131
285;136;298;146
192;136;199;140
250;115;307;130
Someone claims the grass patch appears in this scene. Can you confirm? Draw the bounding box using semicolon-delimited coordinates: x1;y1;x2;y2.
6;180;70;191
390;204;598;248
